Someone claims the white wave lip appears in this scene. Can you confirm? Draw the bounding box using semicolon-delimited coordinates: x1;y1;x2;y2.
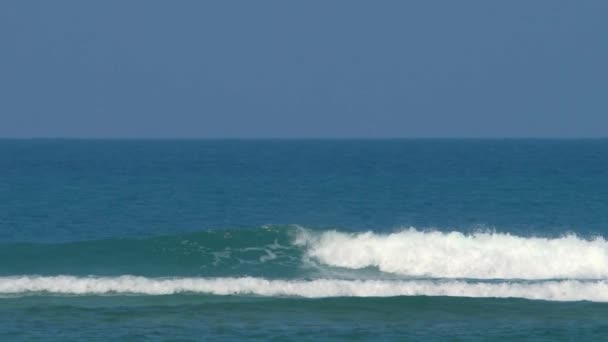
295;228;608;280
2;276;608;302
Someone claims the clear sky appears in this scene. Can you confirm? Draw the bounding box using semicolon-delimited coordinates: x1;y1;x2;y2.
1;1;606;138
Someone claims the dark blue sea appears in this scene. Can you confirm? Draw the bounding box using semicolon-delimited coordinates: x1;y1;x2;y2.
2;139;608;341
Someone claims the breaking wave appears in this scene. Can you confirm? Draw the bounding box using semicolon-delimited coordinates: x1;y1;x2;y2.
297;228;608;279
2;276;608;302
3;226;608;302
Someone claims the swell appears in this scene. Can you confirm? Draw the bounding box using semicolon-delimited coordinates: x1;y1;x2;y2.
0;226;303;278
3;276;608;302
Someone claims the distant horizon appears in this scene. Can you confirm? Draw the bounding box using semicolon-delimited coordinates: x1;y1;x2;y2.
1;136;607;141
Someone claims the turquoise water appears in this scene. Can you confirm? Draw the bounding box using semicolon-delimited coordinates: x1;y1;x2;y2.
2;139;608;340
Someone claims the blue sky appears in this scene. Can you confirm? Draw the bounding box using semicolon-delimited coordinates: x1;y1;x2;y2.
1;1;606;138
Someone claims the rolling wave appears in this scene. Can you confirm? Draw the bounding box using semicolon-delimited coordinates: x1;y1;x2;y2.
297;228;608;280
2;276;608;302
2;226;608;299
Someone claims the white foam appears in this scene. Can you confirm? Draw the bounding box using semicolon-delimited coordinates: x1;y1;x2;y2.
2;276;608;302
295;228;608;279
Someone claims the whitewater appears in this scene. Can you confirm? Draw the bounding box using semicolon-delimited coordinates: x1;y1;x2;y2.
4;228;608;302
296;228;608;280
2;276;608;302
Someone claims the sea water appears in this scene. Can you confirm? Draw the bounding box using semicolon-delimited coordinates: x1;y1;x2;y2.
1;139;608;340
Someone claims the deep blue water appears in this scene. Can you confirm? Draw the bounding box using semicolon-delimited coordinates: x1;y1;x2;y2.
1;139;608;340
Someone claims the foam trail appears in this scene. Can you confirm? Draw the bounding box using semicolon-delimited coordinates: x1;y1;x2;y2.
295;228;608;279
2;276;608;302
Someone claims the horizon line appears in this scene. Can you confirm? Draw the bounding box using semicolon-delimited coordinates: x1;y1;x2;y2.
1;136;607;141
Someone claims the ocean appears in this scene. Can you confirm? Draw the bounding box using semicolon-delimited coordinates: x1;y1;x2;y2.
1;139;608;341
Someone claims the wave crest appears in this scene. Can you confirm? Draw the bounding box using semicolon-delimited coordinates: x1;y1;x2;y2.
296;228;608;279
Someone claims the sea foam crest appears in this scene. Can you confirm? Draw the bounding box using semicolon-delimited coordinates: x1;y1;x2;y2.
295;228;608;279
2;276;608;302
